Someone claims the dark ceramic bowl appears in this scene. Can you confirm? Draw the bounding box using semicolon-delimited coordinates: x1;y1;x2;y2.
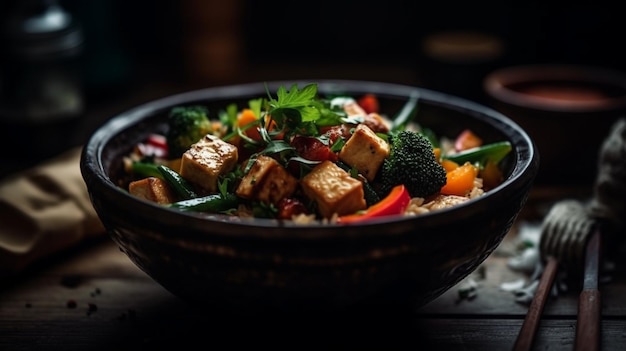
80;80;538;315
483;64;626;185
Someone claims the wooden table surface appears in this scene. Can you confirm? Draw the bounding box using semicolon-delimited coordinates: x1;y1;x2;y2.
1;187;625;351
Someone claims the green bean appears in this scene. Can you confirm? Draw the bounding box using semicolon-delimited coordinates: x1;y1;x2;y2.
157;165;198;200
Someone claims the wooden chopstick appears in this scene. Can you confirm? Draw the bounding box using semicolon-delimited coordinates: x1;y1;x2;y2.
574;228;602;351
512;256;559;351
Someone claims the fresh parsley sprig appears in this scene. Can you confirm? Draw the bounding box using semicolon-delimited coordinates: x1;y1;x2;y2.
265;83;345;138
238;83;351;172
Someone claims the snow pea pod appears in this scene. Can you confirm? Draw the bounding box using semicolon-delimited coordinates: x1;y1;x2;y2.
131;161;162;179
168;193;239;213
443;141;512;166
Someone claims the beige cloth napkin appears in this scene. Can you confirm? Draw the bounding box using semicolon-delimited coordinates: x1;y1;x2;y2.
0;147;105;277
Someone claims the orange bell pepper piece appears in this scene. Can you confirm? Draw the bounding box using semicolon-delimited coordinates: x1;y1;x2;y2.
440;159;459;173
440;162;478;196
480;159;504;190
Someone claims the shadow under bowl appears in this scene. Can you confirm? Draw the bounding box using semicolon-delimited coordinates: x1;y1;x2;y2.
80;80;538;315
484;64;626;185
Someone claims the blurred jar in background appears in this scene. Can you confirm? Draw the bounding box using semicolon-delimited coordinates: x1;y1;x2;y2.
179;0;245;86
0;0;84;170
419;30;505;104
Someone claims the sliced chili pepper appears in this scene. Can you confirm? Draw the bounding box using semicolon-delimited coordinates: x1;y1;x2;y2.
147;133;168;150
137;134;169;158
337;184;411;224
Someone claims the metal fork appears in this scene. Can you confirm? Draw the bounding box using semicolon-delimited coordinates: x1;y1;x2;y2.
513;199;599;351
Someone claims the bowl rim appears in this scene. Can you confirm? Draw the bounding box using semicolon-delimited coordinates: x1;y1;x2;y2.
483;64;626;113
81;79;538;231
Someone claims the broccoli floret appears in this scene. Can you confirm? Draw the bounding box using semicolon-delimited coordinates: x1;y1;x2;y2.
378;130;447;198
166;105;213;158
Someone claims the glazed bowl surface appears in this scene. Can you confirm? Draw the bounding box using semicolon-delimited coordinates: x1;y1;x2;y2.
80;80;538;315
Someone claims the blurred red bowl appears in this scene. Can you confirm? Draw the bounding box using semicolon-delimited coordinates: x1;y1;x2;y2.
484;64;626;185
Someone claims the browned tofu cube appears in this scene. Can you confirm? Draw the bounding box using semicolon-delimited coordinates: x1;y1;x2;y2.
179;134;238;193
338;124;390;182
128;177;177;204
236;155;298;205
300;160;366;218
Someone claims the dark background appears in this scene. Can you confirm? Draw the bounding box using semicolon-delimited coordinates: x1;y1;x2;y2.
1;0;625;176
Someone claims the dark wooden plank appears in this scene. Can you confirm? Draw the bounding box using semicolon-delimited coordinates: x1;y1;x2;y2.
3;299;626;351
411;318;626;351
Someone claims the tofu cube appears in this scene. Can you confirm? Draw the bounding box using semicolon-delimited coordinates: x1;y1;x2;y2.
342;99;367;117
179;134;238;193
236;155;298;205
129;177;178;204
338;124;390;182
301;160;366;218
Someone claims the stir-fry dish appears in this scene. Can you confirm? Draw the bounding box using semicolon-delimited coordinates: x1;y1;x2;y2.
122;83;512;224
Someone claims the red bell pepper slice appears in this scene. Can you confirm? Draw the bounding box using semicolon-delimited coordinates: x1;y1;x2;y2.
337;184;411;224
